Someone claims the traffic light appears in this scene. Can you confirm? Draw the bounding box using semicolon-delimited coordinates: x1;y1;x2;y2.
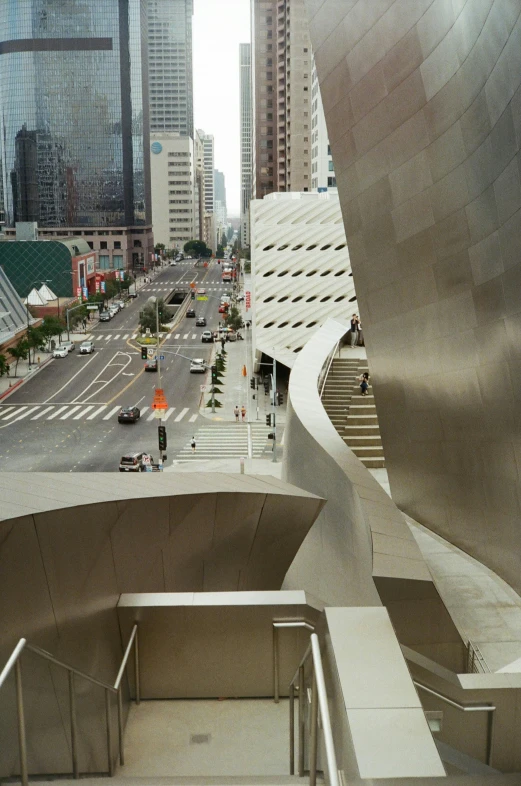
265;413;273;427
211;365;218;383
277;392;284;406
264;380;269;396
191;291;195;300
141;347;147;360
158;425;167;451
250;377;256;389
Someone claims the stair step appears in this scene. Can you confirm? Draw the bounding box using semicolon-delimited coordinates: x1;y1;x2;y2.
344;425;381;434
360;457;386;468
344;436;382;446
350;445;385;458
346;415;379;425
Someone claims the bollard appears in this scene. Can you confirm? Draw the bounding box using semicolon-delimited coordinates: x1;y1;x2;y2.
240;456;245;474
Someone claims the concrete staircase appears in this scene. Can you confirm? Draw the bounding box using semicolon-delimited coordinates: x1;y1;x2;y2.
321;357;385;469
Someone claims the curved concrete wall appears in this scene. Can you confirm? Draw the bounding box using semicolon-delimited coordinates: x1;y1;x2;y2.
306;0;521;594
282;318;430;607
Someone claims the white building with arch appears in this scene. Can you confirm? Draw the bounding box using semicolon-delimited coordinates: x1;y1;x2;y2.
251;191;356;366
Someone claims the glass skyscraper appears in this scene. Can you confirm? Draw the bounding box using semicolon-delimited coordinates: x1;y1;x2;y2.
0;0;151;230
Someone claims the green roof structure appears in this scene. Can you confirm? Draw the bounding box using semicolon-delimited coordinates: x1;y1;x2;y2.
0;238;91;298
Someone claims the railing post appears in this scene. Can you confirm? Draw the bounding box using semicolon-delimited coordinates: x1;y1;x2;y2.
15;659;29;786
134;628;140;705
298;664;305;777
289;682;295;774
105;688;114;776
68;670;79;778
486;711;494;767
273;626;279;703
117;687;124;766
309;669;318;786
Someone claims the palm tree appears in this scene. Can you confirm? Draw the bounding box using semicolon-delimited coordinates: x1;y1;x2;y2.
8;340;29;376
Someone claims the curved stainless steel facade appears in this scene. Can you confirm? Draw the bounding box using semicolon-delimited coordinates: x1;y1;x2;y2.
306;1;521;593
0;0;150;227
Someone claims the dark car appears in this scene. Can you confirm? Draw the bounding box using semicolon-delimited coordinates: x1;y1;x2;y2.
144;358;158;372
118;406;140;424
196;316;207;326
186;308;196;318
119;451;153;471
127;292;138;299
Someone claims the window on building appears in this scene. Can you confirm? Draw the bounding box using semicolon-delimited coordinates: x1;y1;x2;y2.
87;242;94;250
328;161;334;171
99;255;110;269
100;241;108;249
114;241;121;249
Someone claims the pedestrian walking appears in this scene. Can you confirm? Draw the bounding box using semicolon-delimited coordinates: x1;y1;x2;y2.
350;314;359;347
191;437;196;453
359;372;370;396
37;356;40;365
241;405;246;421
234;405;240;422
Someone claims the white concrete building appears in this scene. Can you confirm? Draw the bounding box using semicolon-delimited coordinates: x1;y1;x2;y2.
239;43;252;247
197;129;216;249
150;133;195;250
311;55;336;191
251;192;355;366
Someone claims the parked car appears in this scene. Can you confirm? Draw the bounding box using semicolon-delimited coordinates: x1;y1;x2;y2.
109;305;119;316
114;301;126;310
218;304;228;313
53;345;69;358
227;331;237;342
119;451;153;472
186;308;196;318
127;292;138;299
79;341;95;354
100;311;111;322
196;316;207;327
190;359;206;373
61;340;75;352
118;406;140;424
201;331;213;343
169;261;177;266
144;358;158;372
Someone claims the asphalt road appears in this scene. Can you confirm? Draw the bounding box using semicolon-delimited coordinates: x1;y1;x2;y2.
0;260;230;472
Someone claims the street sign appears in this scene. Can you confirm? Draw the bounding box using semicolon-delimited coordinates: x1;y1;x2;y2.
152;388;168;410
86;305;99;310
147;347;155;357
159;355;165;360
142;454;151;465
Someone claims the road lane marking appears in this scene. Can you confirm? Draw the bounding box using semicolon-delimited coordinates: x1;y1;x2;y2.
43;351;99;403
123;334;129;339
131;334;137;339
103;406;121;420
189;414;198;423
72;351;132;403
11;406;40;422
47;406;68;420
192;334;197;339
163;407;175;421
140;406;149;417
2;406;28;420
0;406;15;418
104;335;112;341
183;333;188;339
146;411;156;421
74;406;94;420
60;406;82;420
174;407;189;422
32;406;54;420
174;334;180;339
87;405;108;420
114;334;121;339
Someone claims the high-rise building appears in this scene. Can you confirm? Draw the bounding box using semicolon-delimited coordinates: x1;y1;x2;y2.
214;169;227;243
147;0;194;137
0;0;153;273
240;43;252;246
150;133;194;250
194;130;206;242
251;0;312;198
310;56;335;192
197;130;216;249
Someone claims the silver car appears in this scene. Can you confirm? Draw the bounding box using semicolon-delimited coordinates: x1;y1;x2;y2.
79;341;95;354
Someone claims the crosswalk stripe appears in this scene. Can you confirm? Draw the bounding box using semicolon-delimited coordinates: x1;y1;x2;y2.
114;334;121;340
11;406;40;422
74;405;94;420
140;406;149;417
1;406;26;420
132;334;137;339
174;334;180;339
103;406;121;420
0;406;15;418
32;406;54;420
163;407;175;421
174;407;189;422
104;335;111;341
192;334;197;339
123;334;129;339
167;334;172;339
189;414;198;422
183;333;188;339
60;405;82;420
87;405;107;420
48;406;69;420
146;411;156;421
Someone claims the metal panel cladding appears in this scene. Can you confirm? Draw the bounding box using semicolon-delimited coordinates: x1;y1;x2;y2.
0;0;150;228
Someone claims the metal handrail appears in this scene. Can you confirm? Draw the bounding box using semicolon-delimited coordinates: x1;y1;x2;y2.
413;680;495;766
0;624;140;785
289;633;339;786
273;619;315;703
318;340;339;399
466;639;490;673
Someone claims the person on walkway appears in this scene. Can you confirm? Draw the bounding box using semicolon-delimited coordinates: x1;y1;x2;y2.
234;405;240;422
350;314;359;347
241;405;246;421
191;437;196;453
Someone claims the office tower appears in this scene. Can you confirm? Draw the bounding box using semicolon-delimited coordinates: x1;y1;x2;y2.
310;56;335;191
197;130;216;249
240;43;252;246
251;0;312;198
194;130;205;242
150;133;195;249
214;169;227;241
147;0;194;137
0;0;153;272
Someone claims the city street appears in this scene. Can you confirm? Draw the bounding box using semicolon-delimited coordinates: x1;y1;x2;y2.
0;260;230;472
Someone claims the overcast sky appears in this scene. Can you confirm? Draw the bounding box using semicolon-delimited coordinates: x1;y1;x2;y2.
193;0;250;217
